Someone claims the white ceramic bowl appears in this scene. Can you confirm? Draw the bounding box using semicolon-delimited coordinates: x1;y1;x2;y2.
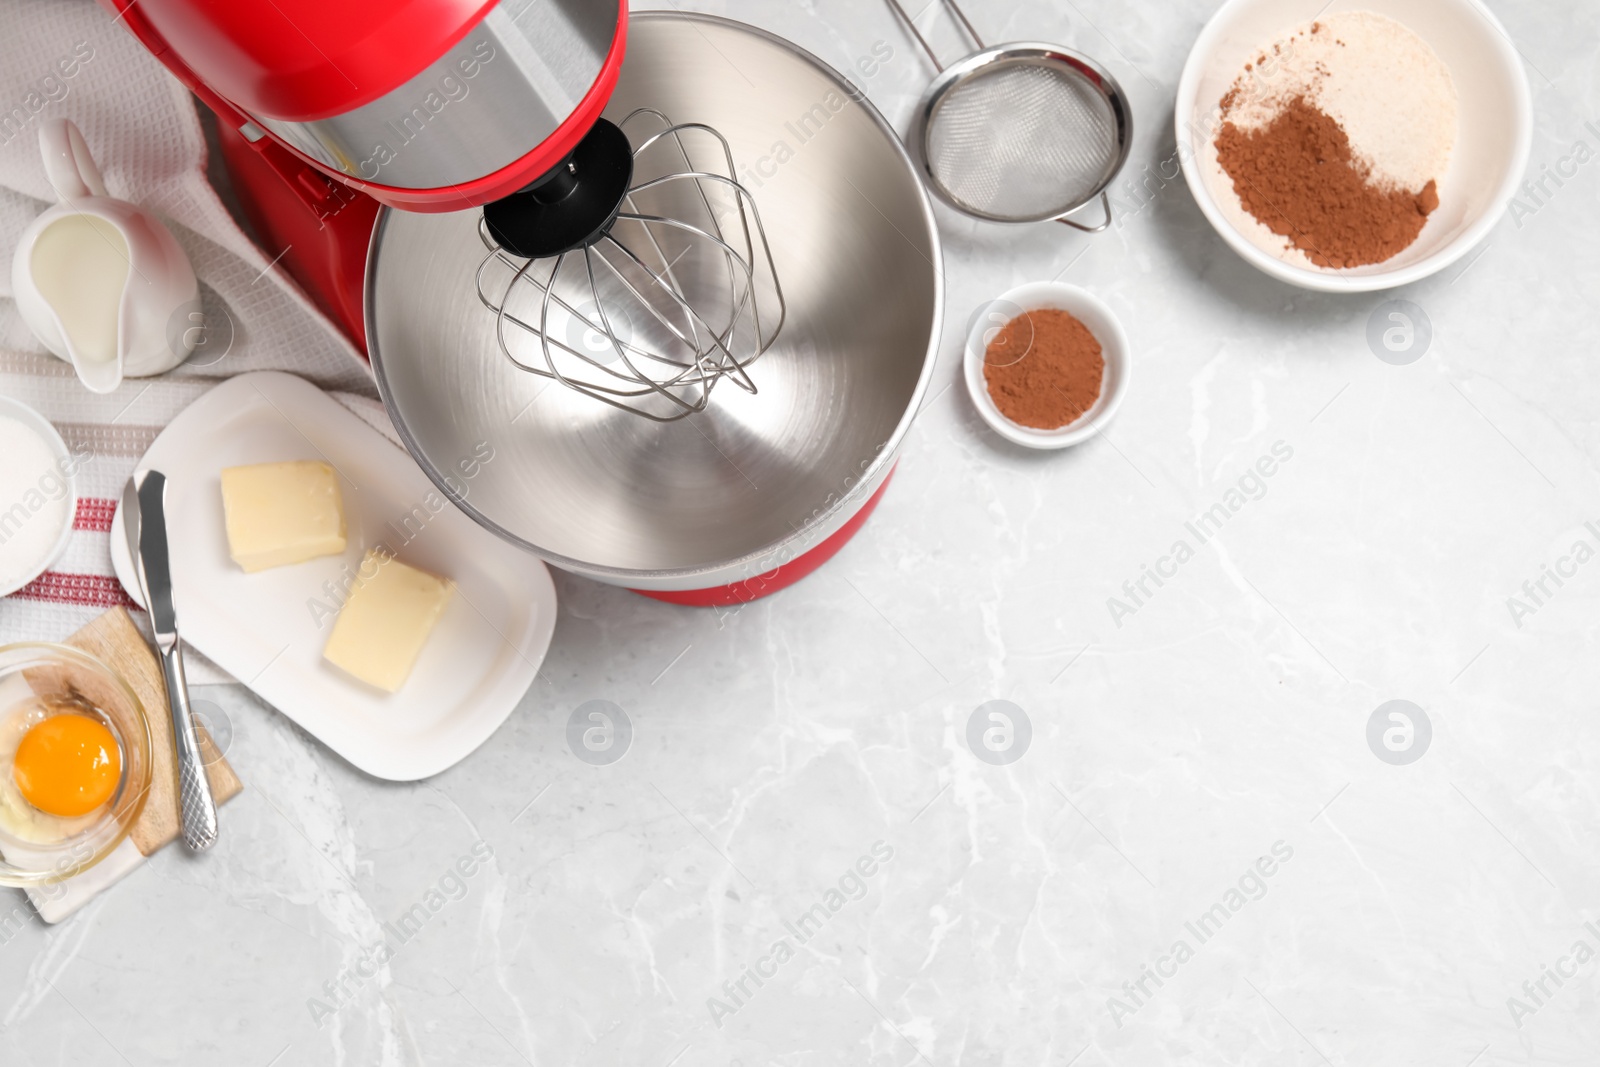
0;396;76;597
1175;0;1532;292
964;282;1132;450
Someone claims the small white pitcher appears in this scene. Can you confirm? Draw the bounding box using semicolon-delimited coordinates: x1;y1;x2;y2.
10;119;199;393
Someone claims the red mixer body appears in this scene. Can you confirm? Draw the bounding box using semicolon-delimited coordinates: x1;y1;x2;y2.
211;122;378;347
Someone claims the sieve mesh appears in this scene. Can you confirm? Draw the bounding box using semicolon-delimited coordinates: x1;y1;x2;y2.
925;59;1119;220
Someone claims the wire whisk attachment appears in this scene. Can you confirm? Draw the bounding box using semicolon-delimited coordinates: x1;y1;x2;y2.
476;109;785;422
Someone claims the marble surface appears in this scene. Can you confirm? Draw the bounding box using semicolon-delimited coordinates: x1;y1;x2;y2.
5;0;1600;1064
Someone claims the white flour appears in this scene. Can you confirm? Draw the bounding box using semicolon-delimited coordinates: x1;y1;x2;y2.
1222;11;1458;193
0;416;72;590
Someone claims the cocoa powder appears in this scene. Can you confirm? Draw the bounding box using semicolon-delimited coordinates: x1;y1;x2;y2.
1215;95;1438;269
983;309;1104;430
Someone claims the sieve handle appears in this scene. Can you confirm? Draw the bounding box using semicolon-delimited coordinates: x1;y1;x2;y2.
1056;192;1114;234
882;0;986;71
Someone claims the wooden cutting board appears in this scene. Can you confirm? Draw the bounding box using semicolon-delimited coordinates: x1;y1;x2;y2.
63;607;242;854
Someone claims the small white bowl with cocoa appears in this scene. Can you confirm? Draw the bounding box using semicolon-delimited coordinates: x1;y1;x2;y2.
1176;0;1532;292
964;282;1132;450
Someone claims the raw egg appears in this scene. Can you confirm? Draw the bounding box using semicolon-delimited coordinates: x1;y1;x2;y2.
12;713;121;817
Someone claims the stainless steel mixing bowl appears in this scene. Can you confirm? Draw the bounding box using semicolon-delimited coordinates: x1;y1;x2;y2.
367;13;942;591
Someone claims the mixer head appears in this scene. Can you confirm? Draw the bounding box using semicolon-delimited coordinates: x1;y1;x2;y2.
476;109;785;422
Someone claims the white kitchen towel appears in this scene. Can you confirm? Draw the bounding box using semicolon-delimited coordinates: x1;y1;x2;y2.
0;0;383;678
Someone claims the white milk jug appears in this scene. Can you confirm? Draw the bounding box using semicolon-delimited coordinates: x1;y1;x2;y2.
11;119;199;393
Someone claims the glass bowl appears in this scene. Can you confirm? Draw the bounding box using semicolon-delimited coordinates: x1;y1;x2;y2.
0;643;153;887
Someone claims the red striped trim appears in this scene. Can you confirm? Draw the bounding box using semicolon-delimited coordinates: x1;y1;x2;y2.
73;497;118;533
7;571;140;611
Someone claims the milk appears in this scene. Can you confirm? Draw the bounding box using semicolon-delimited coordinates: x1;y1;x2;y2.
10;119;198;393
29;214;129;366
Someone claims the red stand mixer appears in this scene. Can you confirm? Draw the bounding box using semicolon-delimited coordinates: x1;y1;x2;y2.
95;1;942;605
94;0;630;349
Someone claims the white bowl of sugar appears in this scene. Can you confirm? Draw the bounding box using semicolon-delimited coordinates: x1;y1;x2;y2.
1176;0;1532;292
0;398;77;597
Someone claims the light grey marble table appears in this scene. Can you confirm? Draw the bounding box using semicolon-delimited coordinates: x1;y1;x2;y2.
5;0;1599;1064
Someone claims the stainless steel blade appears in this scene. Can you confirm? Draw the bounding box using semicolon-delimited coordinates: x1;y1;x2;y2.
133;471;178;644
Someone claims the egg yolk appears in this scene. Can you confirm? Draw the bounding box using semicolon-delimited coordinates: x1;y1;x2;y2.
12;713;121;817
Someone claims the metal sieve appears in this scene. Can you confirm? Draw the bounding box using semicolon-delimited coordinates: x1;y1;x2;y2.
884;0;1133;230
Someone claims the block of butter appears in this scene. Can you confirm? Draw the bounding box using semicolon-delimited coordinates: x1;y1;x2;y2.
323;550;454;692
220;461;346;572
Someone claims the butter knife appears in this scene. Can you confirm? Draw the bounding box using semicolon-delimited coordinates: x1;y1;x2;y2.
122;471;218;852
